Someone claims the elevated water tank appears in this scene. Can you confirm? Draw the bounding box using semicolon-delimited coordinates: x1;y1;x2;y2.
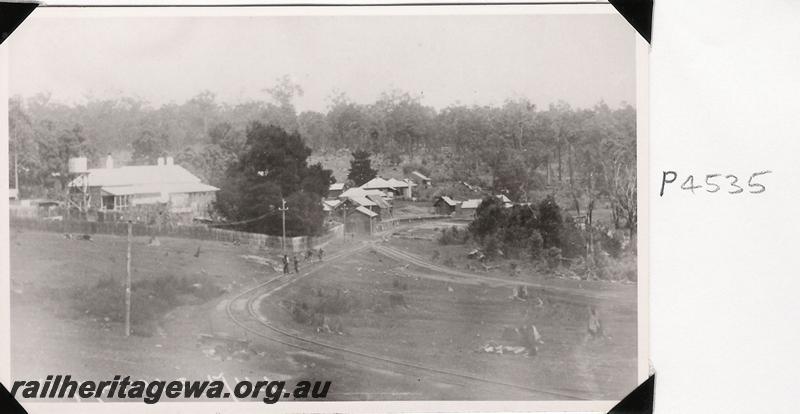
68;157;88;174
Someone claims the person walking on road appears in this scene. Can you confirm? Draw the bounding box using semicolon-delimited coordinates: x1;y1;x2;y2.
282;254;290;275
293;255;300;274
318;248;324;262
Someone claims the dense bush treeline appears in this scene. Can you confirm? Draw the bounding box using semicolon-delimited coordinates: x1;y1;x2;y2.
9;77;636;238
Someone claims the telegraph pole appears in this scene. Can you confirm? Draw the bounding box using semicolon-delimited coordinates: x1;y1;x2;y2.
342;202;347;240
279;198;288;252
14;151;19;196
125;220;132;337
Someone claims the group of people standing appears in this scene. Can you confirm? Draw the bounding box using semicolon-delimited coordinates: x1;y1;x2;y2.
282;248;324;274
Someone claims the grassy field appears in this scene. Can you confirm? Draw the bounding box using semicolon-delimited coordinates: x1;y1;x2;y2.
9;229;285;384
8;230;505;401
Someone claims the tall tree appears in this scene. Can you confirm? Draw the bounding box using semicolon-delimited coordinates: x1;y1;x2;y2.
262;75;303;133
297;111;331;151
377;91;435;159
8;96;36;190
215;122;332;236
38;124;94;191
131;129;169;165
347;150;377;187
326;92;371;149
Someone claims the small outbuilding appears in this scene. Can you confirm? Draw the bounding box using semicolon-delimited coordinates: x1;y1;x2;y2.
433;196;460;216
386;177;415;199
328;182;346;199
345;205;379;235
457;198;483;219
410;171;431;188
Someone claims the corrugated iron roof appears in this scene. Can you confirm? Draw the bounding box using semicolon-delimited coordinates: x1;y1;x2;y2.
362;177;394;189
346;195;377;207
354;206;378;218
366;194;390;209
411;171;430;181
339;187;385;199
322;199;343;212
386;178;408;188
461;199;483;209
101;182;219;196
436;196;459;207
69;164;203;188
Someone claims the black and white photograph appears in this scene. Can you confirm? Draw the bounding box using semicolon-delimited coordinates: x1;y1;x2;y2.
3;4;647;412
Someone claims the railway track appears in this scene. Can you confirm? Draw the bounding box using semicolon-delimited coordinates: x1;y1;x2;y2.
374;243;634;305
223;241;593;401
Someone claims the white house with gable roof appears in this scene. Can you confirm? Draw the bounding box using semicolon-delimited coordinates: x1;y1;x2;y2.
68;155;218;222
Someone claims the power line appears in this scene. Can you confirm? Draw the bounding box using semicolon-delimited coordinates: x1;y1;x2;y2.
212;211;273;227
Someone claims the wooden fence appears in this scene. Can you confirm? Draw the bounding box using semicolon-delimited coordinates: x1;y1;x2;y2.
10;217;344;253
372;215;455;233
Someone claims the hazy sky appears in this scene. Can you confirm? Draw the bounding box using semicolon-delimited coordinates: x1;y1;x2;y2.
8;12;636;112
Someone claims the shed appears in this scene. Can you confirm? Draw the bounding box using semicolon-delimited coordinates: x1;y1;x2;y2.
433;196;460;215
410;171;431;188
328;182;346;199
345;205;378;235
457;198;483;219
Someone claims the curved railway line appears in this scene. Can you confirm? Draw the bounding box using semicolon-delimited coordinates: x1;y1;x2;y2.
223;240;599;401
374;244;633;305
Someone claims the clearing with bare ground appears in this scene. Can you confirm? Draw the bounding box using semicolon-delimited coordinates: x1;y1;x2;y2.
260;238;637;400
10;224;636;401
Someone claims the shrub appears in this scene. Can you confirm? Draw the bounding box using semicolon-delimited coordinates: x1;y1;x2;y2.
483;233;503;260
537;195;563;248
73;274;223;335
596;229;623;259
592;253;637;281
74;277;125;322
318;292;354;315
528;230;544;260
544;247;562;269
438;226;469;245
560;217;587;258
468;197;506;241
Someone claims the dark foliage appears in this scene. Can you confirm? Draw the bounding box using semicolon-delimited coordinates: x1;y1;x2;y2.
215;122;333;236
468;197;507;241
536;195;563;249
437;226;470;245
347;150;378;187
467;194;597;261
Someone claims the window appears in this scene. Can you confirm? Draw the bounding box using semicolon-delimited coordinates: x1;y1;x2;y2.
114;195;130;210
